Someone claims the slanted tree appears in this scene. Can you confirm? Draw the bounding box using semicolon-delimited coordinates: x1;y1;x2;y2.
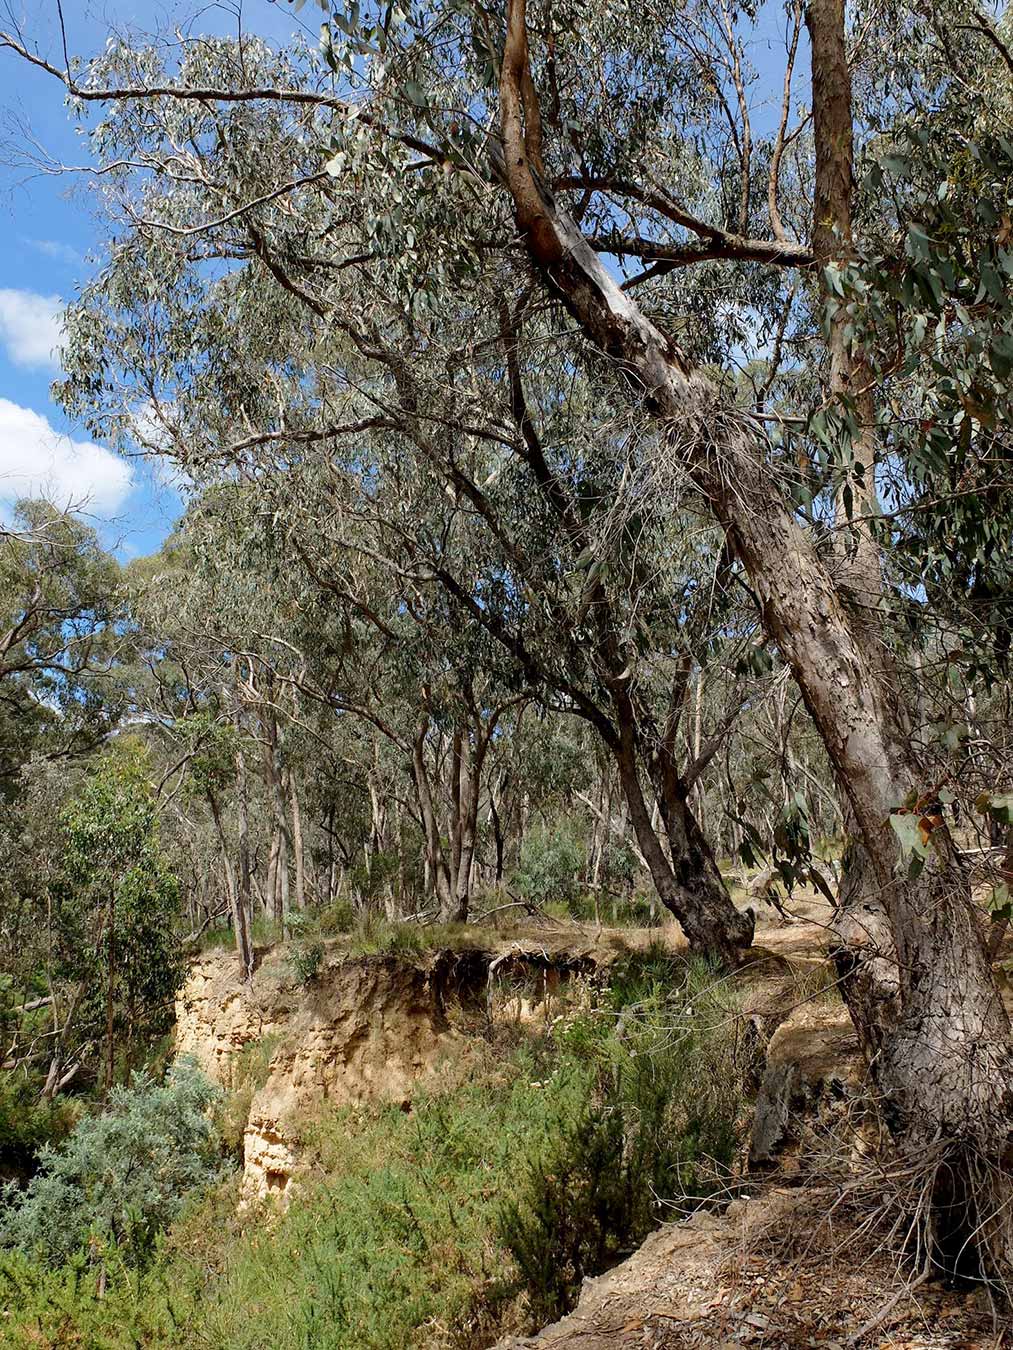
6;0;1013;1276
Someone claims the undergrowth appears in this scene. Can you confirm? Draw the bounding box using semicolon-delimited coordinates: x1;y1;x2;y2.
0;951;744;1349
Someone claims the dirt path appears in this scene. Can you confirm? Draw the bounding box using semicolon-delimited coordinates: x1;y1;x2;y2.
495;1185;1003;1349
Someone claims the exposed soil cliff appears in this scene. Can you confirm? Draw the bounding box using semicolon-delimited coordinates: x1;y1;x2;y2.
177;950;459;1202
175;937;598;1204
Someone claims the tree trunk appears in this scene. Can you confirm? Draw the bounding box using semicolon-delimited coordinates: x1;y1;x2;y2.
497;1;1013;1275
490;779;506;883
262;708;292;929
233;738;255;981
614;725;752;963
265;830;279;918
412;716;454;915
805;0;905;1046
274;825;289;929
208;789;252;979
290;775;307;911
446;731;476;923
104;887;115;1095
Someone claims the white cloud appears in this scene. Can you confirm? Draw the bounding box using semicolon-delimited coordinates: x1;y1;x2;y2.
24;238;84;268
0;289;64;370
0;399;132;515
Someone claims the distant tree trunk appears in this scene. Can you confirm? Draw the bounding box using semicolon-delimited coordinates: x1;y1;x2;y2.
413;715;454;915
261;703;293;929
233;737;255;981
449;728;464;895
104;886;115;1095
448;731;475;923
325;804;336;905
274;829;289;928
490;779;506;883
290;775;307;911
449;720;494;923
264;832;279;917
208;788;252;979
691;672;706;836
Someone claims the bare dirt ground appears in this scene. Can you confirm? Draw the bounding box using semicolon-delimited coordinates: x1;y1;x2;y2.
494;1184;1005;1349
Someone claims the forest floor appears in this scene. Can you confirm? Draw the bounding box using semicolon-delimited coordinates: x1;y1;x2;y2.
493;891;1011;1350
493;1182;1004;1349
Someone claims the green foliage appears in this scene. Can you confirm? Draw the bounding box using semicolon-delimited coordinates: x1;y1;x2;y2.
600;839;637;890
176;712;239;801
284;913;326;984
316;895;357;934
0;961;743;1348
0;1074;75;1181
499;953;742;1321
348;849;402;906
512;825;586;911
0;1060;224;1269
52;749;184;1076
0;501;127;800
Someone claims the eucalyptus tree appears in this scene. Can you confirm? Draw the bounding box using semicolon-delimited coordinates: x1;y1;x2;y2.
45;57;762;957
487;0;1013;1276
9;25;760;957
0;501;127;796
0;744;183;1098
7;0;1013;1275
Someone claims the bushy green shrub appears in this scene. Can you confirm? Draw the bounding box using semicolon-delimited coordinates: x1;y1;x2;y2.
288;940;325;983
284;912;326;984
0;1059;225;1268
512;826;586;910
317;895;357;935
498;953;742;1321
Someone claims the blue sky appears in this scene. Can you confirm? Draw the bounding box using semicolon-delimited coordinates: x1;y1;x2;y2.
0;0;801;561
0;1;312;559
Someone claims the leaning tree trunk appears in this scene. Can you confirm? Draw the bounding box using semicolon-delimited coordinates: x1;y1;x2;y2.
614;722;753;964
497;0;1013;1277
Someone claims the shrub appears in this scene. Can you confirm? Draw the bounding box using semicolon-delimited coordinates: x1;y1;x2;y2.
317;895;356;935
284;912;326;984
497;954;742;1321
288;940;325;984
0;1059;225;1268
